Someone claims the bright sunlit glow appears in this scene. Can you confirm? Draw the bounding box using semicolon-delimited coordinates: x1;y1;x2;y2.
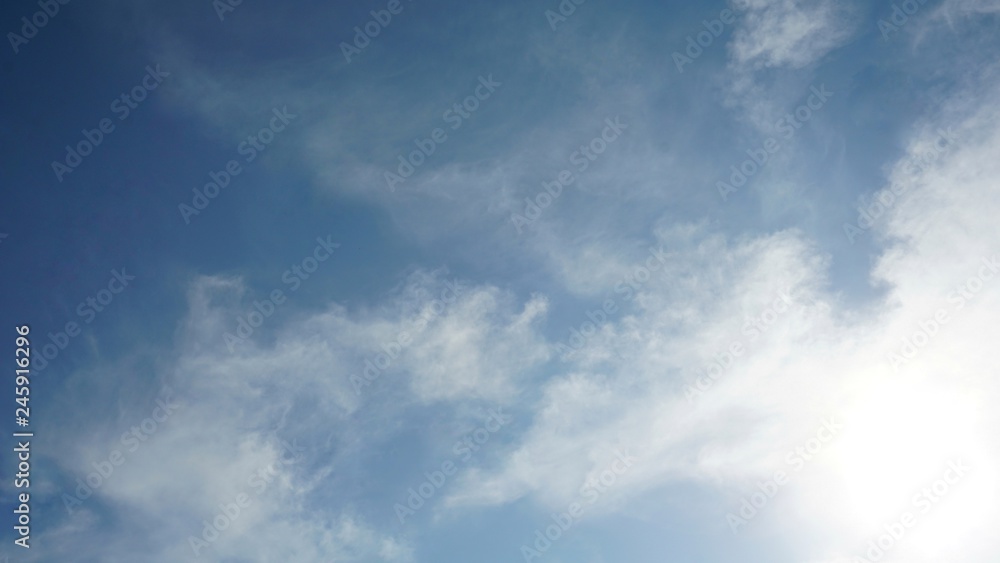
834;379;994;555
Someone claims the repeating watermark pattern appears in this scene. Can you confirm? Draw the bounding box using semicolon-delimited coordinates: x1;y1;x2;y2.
510;117;628;234
394;408;511;523
188;439;307;556
878;0;931;41
340;0;414;63
727;417;842;533
544;0;587;31
851;460;969;562
34;269;137;374
7;0;74;54
887;254;999;371
178;107;297;224
224;235;341;352
844;128;957;244
384;75;502;191
520;449;637;561
50;65;170;183
717;85;834;202
62;386;181;514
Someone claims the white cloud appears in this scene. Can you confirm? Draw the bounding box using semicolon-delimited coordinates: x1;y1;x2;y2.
729;0;858;70
33;269;556;561
51;5;1000;561
444;68;1000;562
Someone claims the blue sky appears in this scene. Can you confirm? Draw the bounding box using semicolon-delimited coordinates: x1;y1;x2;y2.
2;0;999;561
